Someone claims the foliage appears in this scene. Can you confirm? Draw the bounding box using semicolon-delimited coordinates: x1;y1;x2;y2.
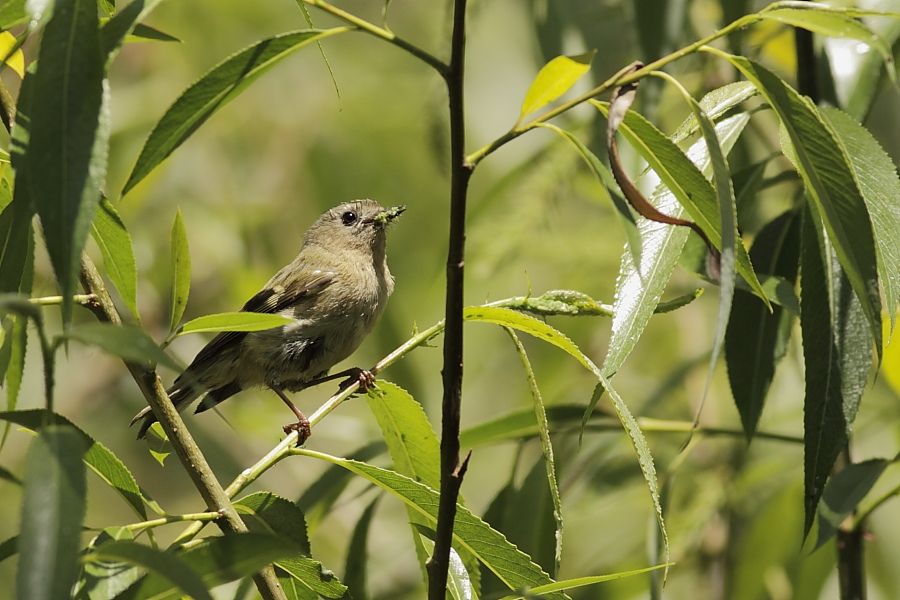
0;1;898;599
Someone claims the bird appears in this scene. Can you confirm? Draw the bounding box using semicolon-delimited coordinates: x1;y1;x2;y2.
132;199;405;444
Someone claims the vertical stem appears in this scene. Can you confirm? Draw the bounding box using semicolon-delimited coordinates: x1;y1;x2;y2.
427;0;472;596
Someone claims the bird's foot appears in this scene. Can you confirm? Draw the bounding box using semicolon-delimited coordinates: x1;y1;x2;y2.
338;368;375;395
282;416;311;446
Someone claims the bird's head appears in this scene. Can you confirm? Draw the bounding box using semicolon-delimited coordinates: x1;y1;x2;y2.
305;199;405;258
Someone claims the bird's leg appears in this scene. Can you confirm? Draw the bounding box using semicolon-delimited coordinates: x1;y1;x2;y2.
271;387;310;446
303;367;376;394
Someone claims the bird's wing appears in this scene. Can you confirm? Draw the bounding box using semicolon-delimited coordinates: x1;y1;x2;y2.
185;270;336;373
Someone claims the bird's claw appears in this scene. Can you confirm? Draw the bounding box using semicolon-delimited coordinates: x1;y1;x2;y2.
339;369;375;394
282;417;311;446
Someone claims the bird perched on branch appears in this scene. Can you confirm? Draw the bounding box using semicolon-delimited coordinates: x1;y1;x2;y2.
132;200;405;444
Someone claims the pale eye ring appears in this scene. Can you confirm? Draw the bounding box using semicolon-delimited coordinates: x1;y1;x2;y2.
341;211;358;226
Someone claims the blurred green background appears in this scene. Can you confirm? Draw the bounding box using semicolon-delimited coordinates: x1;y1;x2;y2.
2;0;899;598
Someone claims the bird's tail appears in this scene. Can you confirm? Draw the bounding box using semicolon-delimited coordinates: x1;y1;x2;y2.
131;382;203;439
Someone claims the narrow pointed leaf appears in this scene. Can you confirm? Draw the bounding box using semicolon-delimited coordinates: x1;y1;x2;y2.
122;28;350;194
169;208;190;333
87;540;212;600
726;211;800;438
0;31;24;77
505;329;563;575
711;50;882;357
294;450;569;600
519;51;595;119
670;81;757;145
13;0;109;327
92;196;139;318
463;306;667;574
178;312;295;336
593;101;766;304
0;409;150;520
16;425;89;600
816;458;890;549
342;497;379;600
600;113;751;377
65;322;180;371
821;107;900;331
800;210;872;537
504;563;671;597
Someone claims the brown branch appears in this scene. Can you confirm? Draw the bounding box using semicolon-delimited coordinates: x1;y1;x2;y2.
78;256;287;600
426;0;472;596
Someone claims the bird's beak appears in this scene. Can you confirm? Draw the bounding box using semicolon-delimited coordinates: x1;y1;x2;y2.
371;205;406;227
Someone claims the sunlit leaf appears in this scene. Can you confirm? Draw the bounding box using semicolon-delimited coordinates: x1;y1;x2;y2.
711;49;882;357
519;51;595;119
294;449;569;600
821;107;900;332
64;322;180;371
503;563;670;597
235;491;310;552
275;555;347;599
17;425;88;600
123;28;350;194
178;312;295;336
91;196;139;319
670;81;757;146
0;31;24;77
169;208;190;333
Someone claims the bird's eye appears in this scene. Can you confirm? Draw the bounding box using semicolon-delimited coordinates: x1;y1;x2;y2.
341;211;358;226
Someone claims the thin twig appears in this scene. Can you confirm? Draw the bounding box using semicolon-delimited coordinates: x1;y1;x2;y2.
302;0;448;76
427;0;471;597
78;256;288;600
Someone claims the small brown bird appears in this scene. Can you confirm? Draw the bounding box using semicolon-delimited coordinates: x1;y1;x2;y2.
132;199;404;443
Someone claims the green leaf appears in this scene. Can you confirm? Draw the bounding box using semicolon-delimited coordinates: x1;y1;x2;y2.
169;208;190;333
599;112;751;377
670;81;757;146
0;535;16;563
64;322;180;371
821;107;900;331
726;211;800;439
234;492;310;552
2;314;27;449
505;329;563;575
130;533;301;597
122;28;350;194
342;497;379;600
129;23;180;44
502;563;670;597
91;196;139;318
87;540;213;600
711;49;882;358
0;409;151;521
294;450;569;600
365;381;481;594
519;51;595;120
593;101;766;304
0;188;34;295
78;527;142;600
760;6;894;77
178;312;295;336
460;404;602;448
0;463;20;485
13;0;109;327
800;209;872;537
275;555;347;599
816;458;890;549
99;0;144;59
0;0;26;29
16;425;89;600
463;306;667;575
296;441;385;529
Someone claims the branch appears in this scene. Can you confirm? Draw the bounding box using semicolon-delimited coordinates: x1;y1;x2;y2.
78;257;288;600
427;0;471;596
302;0;448;76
